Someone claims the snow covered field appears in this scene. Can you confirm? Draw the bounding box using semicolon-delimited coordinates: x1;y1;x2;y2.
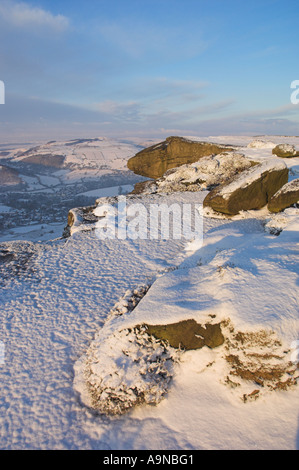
0;135;298;450
0;137;146;243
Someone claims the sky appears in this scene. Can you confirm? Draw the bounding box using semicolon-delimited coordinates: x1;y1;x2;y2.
0;0;298;142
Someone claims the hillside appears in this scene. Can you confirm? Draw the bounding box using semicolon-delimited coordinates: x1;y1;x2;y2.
0;137;147;242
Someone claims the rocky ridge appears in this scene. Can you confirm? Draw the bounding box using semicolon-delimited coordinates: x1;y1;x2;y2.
127;136;235;179
128;136;299;216
203;158;289;215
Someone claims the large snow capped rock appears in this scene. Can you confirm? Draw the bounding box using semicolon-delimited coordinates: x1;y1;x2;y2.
130;152;255;195
268;178;299;213
203;159;289;215
127;136;235;179
272;144;299;158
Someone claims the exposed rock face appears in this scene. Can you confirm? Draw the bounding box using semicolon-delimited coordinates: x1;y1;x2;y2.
272;144;299;158
154;153;256;194
203;159;289;215
268;178;299;213
127;136;235;179
129;152;253;195
144;319;224;350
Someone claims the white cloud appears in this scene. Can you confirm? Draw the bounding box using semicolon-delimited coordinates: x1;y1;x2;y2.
94;77;209;117
95;100;144;122
98;20;207;61
92;96;235;130
0;1;69;32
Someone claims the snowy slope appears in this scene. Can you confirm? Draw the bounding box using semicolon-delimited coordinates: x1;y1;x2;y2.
6;137;140;177
0;135;298;450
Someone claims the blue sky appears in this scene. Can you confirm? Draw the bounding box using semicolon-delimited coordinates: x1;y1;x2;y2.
0;0;298;141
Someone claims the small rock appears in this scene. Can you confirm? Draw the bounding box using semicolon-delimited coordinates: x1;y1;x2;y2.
268;178;299;213
272;144;299;158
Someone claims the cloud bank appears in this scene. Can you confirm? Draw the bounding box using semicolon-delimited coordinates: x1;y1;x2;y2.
0;0;69;31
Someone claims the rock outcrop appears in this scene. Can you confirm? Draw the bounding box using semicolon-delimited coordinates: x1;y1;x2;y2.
130;152;255;195
130;179;157;195
127;136;235;179
272;144;299;158
63;204;98;237
203;159;289;215
143;319;224;350
268;178;299;213
155;152;256;194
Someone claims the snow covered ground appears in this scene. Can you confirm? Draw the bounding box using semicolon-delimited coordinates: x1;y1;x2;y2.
0;135;298;450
